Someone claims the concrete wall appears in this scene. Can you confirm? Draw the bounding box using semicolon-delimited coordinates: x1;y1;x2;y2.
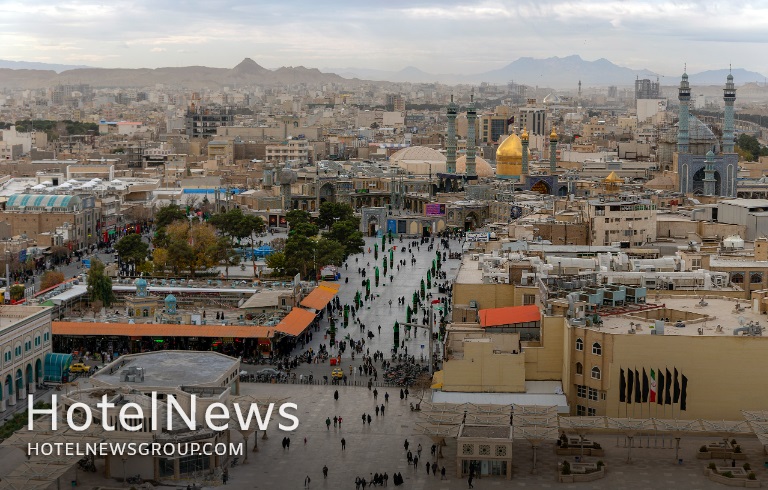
443;340;526;392
523;316;565;381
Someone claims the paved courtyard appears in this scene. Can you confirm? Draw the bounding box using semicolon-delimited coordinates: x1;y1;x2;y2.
44;382;768;489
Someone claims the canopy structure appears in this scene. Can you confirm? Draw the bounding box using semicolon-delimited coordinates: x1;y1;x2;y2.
53;322;276;340
42;353;72;383
300;281;340;311
274;307;316;337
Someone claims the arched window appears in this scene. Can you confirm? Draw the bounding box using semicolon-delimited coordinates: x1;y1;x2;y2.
730;272;744;284
592;342;602;356
575;362;583;375
575;338;584;351
751;272;763;284
591;367;601;380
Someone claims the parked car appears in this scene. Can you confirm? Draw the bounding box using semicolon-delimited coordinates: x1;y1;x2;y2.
331;368;344;379
255;368;285;379
69;363;91;373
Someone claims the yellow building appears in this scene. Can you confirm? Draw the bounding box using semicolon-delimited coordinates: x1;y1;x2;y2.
495;133;524;180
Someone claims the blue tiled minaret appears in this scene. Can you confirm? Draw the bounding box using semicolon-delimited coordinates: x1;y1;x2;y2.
677;71;691;154
466;93;477;178
703;150;717;196
723;71;736;154
446;95;457;173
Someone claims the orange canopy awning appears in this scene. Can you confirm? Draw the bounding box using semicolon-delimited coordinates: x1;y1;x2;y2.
53;322;276;339
300;281;340;310
478;305;541;327
274;307;317;337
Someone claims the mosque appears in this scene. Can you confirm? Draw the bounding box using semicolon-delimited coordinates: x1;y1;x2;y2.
495;126;567;196
675;71;738;197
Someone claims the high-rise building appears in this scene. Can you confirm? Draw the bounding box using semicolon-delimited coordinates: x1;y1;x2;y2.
635;78;660;100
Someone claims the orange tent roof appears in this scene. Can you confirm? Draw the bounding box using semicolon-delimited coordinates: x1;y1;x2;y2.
274;307;317;337
53;322;276;339
478;305;541;328
300;281;340;310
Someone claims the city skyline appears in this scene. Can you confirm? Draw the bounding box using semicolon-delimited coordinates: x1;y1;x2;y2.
1;0;767;77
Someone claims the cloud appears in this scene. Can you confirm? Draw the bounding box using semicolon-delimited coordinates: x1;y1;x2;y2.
0;0;765;76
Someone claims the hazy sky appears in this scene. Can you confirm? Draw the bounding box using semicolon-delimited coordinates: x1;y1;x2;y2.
1;0;767;76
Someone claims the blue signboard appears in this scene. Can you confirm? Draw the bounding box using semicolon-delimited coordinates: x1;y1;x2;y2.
18;249;26;263
387;219;397;235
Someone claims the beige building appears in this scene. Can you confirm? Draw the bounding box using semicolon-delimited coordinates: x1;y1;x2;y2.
585;197;657;247
265;139;310;164
0;305;52;412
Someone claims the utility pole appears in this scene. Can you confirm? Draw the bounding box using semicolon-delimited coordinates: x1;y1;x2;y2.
401;300;441;375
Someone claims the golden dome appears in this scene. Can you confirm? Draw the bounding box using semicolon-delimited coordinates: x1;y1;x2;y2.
521;127;529;141
496;133;523;162
604;171;622;183
550;126;558;140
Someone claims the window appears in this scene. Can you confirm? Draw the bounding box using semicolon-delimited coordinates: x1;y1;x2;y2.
575;362;583;375
588;387;598;401
523;294;536;305
751;272;763;284
592;342;602;355
576;385;586;398
575;338;583;351
576;404;586;416
591;367;601;380
587;407;597;416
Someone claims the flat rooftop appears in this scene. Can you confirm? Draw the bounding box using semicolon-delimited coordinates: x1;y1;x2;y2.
598;297;764;336
455;255;485;284
93;350;239;388
0;305;50;332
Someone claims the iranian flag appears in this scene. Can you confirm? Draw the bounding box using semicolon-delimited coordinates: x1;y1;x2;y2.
650;369;657;402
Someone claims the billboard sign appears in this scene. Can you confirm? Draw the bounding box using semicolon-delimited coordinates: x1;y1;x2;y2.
466;232;490;242
425;203;446;217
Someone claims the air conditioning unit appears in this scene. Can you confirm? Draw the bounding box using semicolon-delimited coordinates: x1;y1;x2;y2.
469;300;478;309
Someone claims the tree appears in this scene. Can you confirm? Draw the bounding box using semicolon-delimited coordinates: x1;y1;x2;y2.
318;202;355;229
324;219;364;258
154;204;187;229
40;271;65;290
265;251;290;277
161;221;219;277
114;234;149;270
284;233;315;278
285;209;311;228
290;221;319;238
314;238;346;269
152;248;169;275
87;259;115;307
736;133;768;162
215;236;241;279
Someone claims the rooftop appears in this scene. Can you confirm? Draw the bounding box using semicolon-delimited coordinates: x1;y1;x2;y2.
0;305;51;333
597;297;762;336
92;350;239;388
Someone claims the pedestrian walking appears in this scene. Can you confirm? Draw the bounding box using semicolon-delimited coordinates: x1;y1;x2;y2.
417;443;422;457
323;465;328;479
326;417;331;430
338;416;343;426
341;438;346;450
334;390;339;401
413;455;419;468
367;414;372;425
373;388;378;400
362;413;366;424
381;404;385;415
432;462;438;476
333;415;338;427
404;439;409;451
404;387;409;399
400;389;405;400
305;475;311;488
468;475;474;488
441;466;447;480
385;392;389;403
426;461;430;474
375;406;380;416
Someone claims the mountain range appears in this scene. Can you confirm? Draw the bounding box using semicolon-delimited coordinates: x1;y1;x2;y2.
1;56;765;90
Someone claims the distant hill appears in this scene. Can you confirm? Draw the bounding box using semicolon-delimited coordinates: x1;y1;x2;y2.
0;58;355;89
0;59;90;73
687;68;767;85
1;56;764;89
476;55;658;87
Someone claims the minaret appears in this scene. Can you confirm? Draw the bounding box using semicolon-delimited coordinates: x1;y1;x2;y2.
703;150;717;196
446;95;457;173
723;70;736;153
465;92;477;178
521;127;529;177
677;70;691;154
549;126;558;174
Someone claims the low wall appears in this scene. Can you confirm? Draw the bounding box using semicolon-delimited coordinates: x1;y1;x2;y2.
703;469;760;488
555;447;605;457
697;451;748;460
558;467;605;483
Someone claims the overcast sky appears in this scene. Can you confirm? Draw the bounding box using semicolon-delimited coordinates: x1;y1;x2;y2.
1;0;766;76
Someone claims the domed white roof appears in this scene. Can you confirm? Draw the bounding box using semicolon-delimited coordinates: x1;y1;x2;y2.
390;146;446;163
